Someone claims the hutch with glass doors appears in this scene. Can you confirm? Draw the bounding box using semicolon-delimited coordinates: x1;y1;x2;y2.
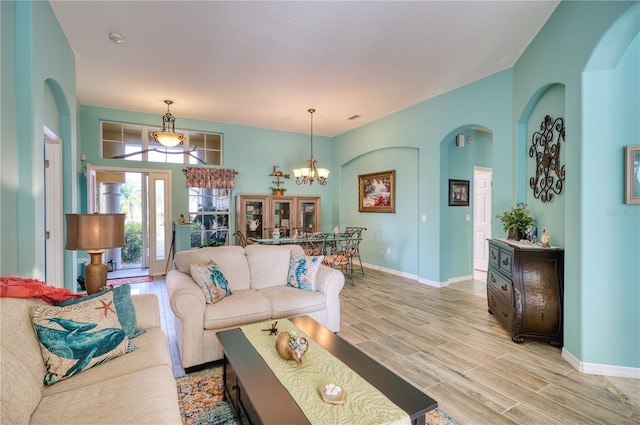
235;195;321;242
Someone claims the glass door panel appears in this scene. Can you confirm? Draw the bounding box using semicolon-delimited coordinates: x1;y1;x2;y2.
299;201;316;233
245;200;266;238
148;171;172;275
272;198;293;237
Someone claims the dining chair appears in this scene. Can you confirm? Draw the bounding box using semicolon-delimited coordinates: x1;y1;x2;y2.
301;232;326;256
343;227;366;275
322;232;354;285
233;230;247;248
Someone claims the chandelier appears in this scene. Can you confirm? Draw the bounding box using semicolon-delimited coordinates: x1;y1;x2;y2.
152;100;184;147
293;109;330;185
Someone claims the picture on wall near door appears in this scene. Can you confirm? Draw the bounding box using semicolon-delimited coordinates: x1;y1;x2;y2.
449;179;470;206
358;170;395;213
625;145;640;204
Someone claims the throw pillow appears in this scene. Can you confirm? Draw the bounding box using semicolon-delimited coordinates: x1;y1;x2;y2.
31;291;137;386
55;284;145;339
190;261;232;304
287;251;323;292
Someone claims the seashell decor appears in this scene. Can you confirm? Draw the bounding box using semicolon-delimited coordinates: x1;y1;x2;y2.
276;331;308;366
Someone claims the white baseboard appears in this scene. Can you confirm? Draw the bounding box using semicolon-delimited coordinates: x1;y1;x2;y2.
448;275;472;284
361;262;447;287
562;348;640;379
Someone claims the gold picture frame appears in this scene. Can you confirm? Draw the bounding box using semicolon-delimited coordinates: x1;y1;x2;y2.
358;170;395;213
625;145;640;204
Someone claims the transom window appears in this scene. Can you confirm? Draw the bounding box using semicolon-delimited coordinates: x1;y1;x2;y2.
101;121;222;166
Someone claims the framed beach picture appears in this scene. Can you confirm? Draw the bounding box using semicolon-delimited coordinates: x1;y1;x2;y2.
358;170;395;213
448;179;470;206
625;145;640;204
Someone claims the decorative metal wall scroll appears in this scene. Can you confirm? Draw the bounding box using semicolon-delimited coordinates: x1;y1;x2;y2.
529;115;565;202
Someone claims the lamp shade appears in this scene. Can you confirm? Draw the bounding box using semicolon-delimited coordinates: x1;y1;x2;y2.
65;213;125;250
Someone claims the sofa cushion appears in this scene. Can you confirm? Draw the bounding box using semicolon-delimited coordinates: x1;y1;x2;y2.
259;286;326;318
245;244;305;289
287;251;323;292
174;246;251;291
191;261;232;304
41;328;171;397
203;290;272;330
31;365;181;425
55;284;145;339
31;291;136;386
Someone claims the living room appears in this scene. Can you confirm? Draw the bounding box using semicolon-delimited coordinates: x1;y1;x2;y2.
1;0;638;423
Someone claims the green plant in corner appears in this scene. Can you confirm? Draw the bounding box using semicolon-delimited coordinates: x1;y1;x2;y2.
496;202;534;240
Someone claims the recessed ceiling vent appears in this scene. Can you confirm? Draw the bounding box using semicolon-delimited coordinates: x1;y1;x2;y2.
348;115;361;120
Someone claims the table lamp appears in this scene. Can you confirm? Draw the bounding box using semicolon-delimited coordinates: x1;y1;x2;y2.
65;213;125;294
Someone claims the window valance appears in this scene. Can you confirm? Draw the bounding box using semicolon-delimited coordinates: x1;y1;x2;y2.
185;167;236;189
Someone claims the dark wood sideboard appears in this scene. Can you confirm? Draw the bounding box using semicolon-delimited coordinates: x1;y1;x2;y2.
486;238;564;346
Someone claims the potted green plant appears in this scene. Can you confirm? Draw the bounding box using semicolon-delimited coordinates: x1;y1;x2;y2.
269;186;287;196
496;202;534;240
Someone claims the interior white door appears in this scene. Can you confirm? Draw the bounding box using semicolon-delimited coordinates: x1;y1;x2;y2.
148;171;172;276
44;127;63;287
473;168;492;271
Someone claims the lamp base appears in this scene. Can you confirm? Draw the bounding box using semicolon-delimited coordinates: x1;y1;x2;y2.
85;250;107;295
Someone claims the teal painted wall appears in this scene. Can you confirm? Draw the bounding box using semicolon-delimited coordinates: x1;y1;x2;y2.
582;23;639;366
513;0;638;370
525;84;566;248
80;106;334;232
1;0;19;274
2;0;637;371
335;70;512;284
341;148;419;274
0;1;77;287
444;131;492;279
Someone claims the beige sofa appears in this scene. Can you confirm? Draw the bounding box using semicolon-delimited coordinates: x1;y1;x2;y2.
0;294;181;425
167;244;345;369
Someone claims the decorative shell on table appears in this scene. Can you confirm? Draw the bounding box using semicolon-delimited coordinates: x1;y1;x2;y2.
319;383;346;405
276;331;308;366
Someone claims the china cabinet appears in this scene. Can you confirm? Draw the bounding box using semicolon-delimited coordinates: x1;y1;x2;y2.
235;195;321;243
486;238;564;346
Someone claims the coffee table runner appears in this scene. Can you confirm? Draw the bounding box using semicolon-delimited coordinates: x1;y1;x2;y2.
241;319;410;425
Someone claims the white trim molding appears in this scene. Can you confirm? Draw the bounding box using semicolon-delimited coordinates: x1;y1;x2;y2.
362;262;448;287
562;348;640;379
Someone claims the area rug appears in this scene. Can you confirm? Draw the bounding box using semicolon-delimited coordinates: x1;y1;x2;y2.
176;367;460;425
106;275;153;287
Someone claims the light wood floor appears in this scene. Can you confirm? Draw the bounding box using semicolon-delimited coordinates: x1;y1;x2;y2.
139;267;639;425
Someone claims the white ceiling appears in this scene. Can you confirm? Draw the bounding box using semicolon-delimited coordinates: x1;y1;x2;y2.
50;1;559;137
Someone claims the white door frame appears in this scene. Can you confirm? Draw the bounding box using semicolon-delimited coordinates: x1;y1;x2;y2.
148;172;173;276
473;167;492;272
44;126;63;287
87;165;172;276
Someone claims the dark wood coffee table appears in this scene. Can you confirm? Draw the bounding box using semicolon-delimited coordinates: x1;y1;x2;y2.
217;315;437;425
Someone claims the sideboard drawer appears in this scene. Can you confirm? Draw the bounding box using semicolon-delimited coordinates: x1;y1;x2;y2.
488;288;514;333
487;268;513;304
499;248;513;276
489;244;499;268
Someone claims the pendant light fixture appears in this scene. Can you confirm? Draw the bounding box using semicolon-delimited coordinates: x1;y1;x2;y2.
293;109;330;186
152;100;184;147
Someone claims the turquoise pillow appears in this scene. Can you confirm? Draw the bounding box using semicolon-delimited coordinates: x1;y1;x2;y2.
55;284;145;339
33;291;137;385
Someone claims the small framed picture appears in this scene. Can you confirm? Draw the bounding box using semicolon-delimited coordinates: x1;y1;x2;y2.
449;179;470;206
625;145;640;204
358;170;395;213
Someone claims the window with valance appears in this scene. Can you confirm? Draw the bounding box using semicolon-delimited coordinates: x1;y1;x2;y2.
185;167;236;248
